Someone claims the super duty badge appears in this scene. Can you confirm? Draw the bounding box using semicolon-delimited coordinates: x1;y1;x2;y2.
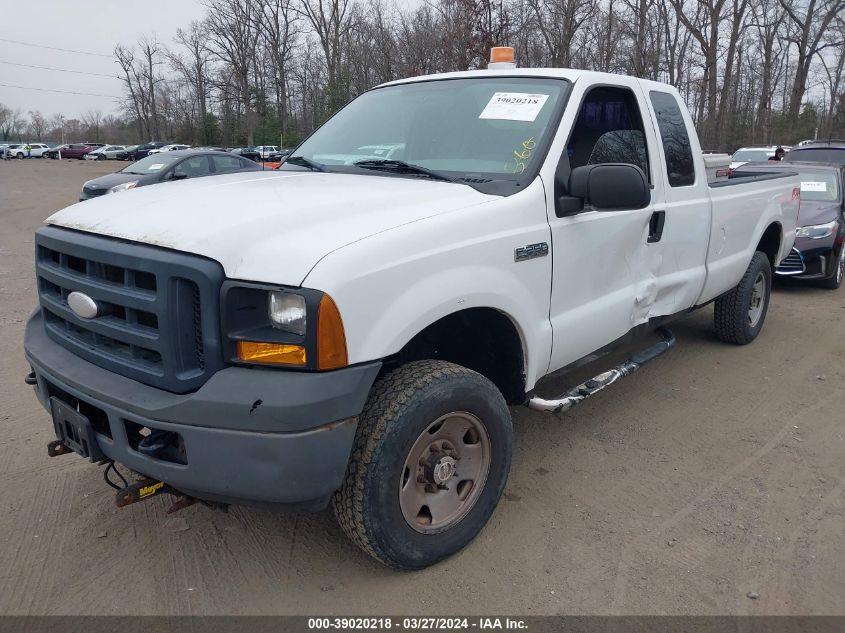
514;242;549;262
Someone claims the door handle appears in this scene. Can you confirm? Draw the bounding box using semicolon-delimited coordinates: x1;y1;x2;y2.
648;210;666;243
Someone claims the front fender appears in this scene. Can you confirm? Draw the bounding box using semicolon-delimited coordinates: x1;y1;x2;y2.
303;179;554;389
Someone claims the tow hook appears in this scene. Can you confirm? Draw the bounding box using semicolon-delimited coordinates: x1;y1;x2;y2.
110;470;227;514
113;476;198;514
24;371;37;386
47;440;73;457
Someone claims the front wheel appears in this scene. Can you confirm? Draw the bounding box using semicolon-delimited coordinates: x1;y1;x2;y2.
333;360;513;570
714;251;772;344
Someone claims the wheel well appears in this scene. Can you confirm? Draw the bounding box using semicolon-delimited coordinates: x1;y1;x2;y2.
387;308;526;405
757;222;782;268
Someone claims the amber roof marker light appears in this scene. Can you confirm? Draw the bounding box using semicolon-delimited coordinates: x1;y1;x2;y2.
488;47;517;69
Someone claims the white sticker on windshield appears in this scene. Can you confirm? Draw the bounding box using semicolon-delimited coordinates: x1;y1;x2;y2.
479;92;550;122
800;181;827;192
147;163;165;171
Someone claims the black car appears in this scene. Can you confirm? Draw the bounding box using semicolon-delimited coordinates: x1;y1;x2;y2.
229;147;262;162
737;161;845;289
115;145;139;161
785;140;845;166
132;141;172;160
79;150;262;201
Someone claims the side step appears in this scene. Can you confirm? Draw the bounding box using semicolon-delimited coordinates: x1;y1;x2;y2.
528;327;676;413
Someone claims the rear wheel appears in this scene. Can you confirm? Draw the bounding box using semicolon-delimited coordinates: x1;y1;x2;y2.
714;251;772;344
818;245;845;290
333;360;512;570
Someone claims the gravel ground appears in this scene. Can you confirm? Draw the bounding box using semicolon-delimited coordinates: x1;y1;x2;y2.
0;158;843;616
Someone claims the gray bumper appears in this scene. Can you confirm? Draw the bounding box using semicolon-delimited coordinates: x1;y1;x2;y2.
24;311;381;509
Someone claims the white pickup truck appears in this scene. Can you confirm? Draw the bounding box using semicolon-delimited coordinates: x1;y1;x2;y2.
24;55;800;570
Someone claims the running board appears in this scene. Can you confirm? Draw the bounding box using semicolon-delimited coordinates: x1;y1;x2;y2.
527;327;676;413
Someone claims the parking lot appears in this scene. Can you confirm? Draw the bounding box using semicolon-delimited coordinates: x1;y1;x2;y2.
0;158;843;616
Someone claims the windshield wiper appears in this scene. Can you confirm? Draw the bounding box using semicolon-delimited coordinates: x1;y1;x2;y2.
285;155;326;172
353;159;456;183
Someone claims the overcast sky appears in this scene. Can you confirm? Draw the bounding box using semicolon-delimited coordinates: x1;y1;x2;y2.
0;0;207;119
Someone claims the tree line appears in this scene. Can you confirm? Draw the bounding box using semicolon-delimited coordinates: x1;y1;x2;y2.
3;0;844;152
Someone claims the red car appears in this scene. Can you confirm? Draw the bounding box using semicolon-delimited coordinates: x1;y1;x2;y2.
45;143;94;160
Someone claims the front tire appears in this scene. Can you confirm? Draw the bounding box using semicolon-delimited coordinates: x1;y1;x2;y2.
333;360;513;570
714;251;772;344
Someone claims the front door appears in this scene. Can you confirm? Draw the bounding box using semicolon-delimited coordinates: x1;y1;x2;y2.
544;80;667;374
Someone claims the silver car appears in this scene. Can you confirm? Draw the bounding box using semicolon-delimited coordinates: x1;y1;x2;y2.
85;145;127;161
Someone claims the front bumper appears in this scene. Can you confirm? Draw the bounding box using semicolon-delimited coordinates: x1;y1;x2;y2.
775;236;841;280
24;311;381;509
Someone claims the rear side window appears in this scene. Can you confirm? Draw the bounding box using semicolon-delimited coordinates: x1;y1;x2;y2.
650;91;695;187
213;154;248;172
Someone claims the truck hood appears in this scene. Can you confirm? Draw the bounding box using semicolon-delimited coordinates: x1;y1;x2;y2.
46;170;496;285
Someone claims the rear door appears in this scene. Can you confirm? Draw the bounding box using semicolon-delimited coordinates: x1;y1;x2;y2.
544;78;667;373
639;86;711;314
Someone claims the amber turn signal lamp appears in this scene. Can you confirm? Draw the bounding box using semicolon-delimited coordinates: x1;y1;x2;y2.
317;294;348;370
489;47;515;64
237;341;306;366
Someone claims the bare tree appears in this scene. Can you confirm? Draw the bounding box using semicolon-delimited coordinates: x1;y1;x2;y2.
203;0;262;145
778;0;845;133
28;110;47;141
170;21;215;144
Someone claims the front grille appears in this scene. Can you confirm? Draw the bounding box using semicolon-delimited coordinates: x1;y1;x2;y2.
82;185;108;198
776;248;805;275
35;226;225;393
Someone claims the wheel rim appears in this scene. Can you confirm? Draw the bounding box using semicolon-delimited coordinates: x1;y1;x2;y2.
399;411;491;534
748;271;766;327
836;248;845;284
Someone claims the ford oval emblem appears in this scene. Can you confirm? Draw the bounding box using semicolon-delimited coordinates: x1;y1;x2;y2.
67;291;99;319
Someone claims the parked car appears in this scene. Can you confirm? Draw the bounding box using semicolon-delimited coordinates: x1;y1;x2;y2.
132;141;172;160
729;145;782;170
737;162;845;289
78;150;262;200
6;142;51;158
24;55;800;570
85;145;127;161
44;143;94;159
784;140;845;166
229;147;262;162
83;142;106;148
148;143;190;155
254;145;279;159
115;145;139;161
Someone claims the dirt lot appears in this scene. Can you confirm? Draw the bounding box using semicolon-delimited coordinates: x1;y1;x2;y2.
0;158;843;616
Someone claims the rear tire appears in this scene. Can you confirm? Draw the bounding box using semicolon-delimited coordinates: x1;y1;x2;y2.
714;251;772;345
333;360;512;570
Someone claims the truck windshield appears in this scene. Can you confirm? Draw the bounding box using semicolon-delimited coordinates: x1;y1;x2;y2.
286;77;570;187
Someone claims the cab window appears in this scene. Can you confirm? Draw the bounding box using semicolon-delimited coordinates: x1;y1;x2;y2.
566;86;650;182
649;91;695;187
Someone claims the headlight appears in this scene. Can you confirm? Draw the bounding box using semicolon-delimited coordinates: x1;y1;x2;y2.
109;181;138;193
268;291;306;335
795;220;837;239
222;283;347;370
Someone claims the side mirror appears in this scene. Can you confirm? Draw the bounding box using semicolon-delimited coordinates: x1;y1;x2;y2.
558;163;650;216
171;170;188;180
